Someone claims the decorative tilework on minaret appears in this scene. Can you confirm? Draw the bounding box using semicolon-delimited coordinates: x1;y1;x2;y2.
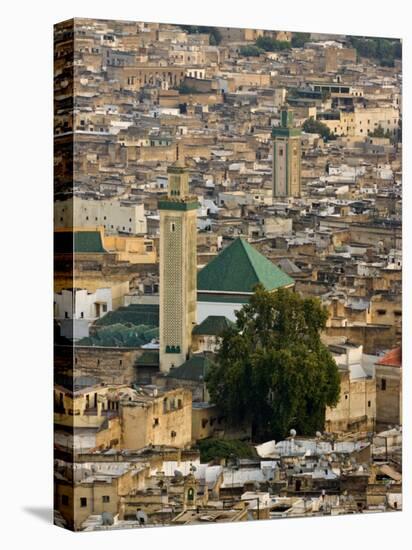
158;148;199;373
272;107;302;199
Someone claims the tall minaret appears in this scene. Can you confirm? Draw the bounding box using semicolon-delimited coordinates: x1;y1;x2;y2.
159;150;198;373
272;107;302;198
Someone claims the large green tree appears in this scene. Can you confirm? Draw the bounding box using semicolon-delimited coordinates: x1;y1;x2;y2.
206;286;340;441
302;117;335;141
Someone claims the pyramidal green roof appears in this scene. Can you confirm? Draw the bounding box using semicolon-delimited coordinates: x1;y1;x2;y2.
197;238;294;294
165;354;211;381
192;315;236;336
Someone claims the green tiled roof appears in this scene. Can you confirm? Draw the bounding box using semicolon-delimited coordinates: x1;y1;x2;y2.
96;304;159;327
165;354;211;381
197;238;294;294
77;323;158;348
192;316;235;336
54;231;106;254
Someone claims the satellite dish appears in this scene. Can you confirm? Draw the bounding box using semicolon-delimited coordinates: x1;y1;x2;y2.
316;431;322;438
174;470;183;478
101;512;114;526
290;429;297;438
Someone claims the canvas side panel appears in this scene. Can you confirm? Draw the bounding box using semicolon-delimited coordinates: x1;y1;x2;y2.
53;18;76;532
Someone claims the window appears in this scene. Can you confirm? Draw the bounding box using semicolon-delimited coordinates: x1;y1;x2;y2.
381;379;386;391
377;309;387;316
279;149;284;157
80;312;84;318
171;222;176;232
368;400;371;408
102;496;110;503
61;495;69;506
153;417;159;426
102;304;107;313
80;497;87;508
64;312;68;319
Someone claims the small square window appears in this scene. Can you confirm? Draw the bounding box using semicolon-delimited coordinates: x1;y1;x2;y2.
102;496;110;503
80;497;87;508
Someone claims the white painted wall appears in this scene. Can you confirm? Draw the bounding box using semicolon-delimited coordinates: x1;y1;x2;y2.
54;288;112;321
55;197;147;235
197;300;244;323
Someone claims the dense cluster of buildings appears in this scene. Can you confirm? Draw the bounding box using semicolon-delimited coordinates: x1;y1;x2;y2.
54;19;402;530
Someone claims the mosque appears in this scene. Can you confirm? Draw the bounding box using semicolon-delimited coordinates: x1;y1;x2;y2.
159;153;294;374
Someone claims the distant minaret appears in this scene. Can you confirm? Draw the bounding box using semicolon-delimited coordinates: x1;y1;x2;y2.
159;147;198;373
272;107;302;198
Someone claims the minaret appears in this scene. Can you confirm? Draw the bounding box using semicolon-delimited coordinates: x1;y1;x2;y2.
159;148;198;373
272;107;301;198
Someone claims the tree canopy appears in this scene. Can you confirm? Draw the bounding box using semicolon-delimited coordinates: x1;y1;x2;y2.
206;286;340;441
349;36;401;68
239;45;263;57
197;438;256;463
291;32;311;48
369;124;392;139
255;36;291;52
302;117;335;141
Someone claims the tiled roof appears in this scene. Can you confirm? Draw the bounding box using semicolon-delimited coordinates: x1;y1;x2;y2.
96;304;159;327
197;238;294;294
376;347;402;368
192;315;236;336
54;231;106;254
165;354;211;381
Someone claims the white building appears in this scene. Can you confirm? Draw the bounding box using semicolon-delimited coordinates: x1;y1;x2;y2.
55;197;147;235
54;288;112;340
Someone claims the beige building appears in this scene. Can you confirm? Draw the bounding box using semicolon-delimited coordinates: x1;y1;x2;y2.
325;344;376;432
159;156;198;372
321;106;399;137
375;347;402;429
55;384;192;452
103;234;157;264
120;387;192;450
